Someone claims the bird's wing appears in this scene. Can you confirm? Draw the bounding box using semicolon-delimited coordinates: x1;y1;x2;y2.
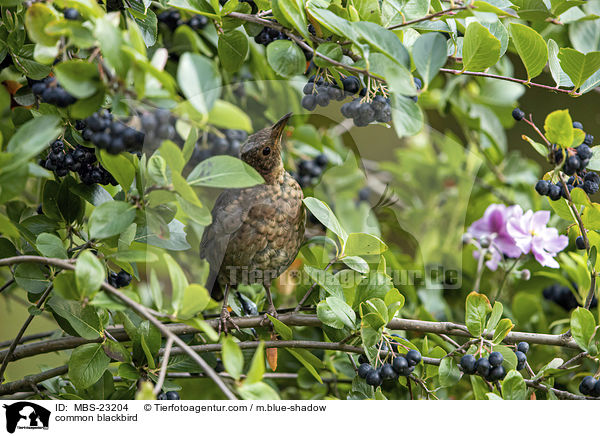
200;188;245;272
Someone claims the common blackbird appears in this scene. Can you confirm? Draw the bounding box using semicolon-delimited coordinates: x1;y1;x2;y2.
200;113;305;333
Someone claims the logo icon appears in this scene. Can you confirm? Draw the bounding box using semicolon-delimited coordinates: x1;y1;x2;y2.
2;402;50;434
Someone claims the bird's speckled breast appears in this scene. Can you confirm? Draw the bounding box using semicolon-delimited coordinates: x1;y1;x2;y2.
219;171;305;286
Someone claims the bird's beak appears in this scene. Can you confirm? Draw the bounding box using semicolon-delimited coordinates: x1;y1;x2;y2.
270;112;292;146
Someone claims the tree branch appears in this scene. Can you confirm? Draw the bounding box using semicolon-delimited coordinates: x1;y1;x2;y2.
0;311;580;366
0;365;68;396
0;255;237;400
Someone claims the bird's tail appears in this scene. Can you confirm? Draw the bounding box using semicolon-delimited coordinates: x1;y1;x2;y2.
206;269;223;301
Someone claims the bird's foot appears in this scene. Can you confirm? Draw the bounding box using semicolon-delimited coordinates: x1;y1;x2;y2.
217;308;241;336
260;305;279;326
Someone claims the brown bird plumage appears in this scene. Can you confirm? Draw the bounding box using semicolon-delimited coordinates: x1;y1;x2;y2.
200;113;305;332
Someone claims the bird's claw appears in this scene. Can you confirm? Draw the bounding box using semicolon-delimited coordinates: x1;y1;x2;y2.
260;306;279;326
217;309;241;336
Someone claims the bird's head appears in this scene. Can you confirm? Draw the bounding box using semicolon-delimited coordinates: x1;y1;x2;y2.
240;113;291;180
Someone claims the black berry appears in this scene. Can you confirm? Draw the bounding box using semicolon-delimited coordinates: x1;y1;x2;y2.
512;108;525;121
459;354;477;375
576;236;586;250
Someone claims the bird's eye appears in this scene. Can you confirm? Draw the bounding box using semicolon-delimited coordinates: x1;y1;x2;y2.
262;146;271;156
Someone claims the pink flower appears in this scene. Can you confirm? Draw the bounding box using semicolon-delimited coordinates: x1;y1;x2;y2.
507;210;568;268
467;204;522;271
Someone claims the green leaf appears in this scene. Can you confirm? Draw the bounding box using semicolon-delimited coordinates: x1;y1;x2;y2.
303;197;347;242
317;299;344;329
222;336;244;380
390;93;423;138
88;201;136;239
25;3;60;46
95;16;129;77
177;52;221;114
102;340;132;363
412;32;447;85
570;307;596;351
326;296;356;329
303;265;343;299
266;315;293;340
492;318;514;344
218;30;248;72
14;263;50;294
52;274;80;303
558;48;600;90
35;232;67;259
238;381;280;399
311;42;342;69
177;284;211;319
509;23;548;80
354;21;410;68
47;295;102;339
521;135;549;157
165;254;189;313
187;155;264;188
548;38;573;88
54;59;102;99
485;301;503;332
501;370;528;400
344;232;387;256
3;115;61;175
465;291;492;337
462;21;501;72
68;343;111;390
287;348;323;383
75;250;105;298
272;0;310;40
207;99;252;132
245;341;265;384
266;40;306;77
341;255;369;274
98;151;135;191
544;109;573;147
439;357;461;387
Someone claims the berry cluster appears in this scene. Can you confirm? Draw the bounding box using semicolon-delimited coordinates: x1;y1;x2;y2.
140;110;177;149
254;26;312;60
356;349;421;387
31;77;77;108
459;343;529;382
40;139;118;186
542;283;597;311
341;95;392;126
157;9;209;31
77;110;145;155
107;269;132;289
579;376;600;397
63;8;81;20
517;113;600;199
157;391;180;400
301;76;347;111
191;129;248;162
291;154;328;188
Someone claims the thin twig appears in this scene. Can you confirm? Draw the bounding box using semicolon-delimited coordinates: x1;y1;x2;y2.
153;337;173;395
0;282;54;383
440;68;580;96
0;278;15;294
388;6;469;30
